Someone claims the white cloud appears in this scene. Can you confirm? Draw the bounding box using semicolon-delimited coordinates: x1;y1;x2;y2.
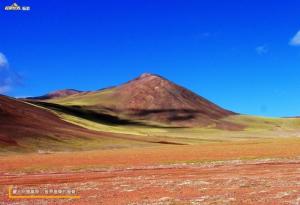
256;45;268;55
0;52;21;94
290;31;300;46
0;52;8;68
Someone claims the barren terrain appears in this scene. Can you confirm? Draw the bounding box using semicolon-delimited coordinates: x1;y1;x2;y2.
1;141;300;204
1;158;300;205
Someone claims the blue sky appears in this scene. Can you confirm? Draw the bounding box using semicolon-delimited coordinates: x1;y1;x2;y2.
1;0;300;117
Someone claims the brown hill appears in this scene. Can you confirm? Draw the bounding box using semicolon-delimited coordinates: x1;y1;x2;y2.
27;89;82;100
44;73;241;129
0;95;163;151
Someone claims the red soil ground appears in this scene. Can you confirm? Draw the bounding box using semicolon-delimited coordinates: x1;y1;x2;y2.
1;141;300;204
1;159;300;204
1;139;299;172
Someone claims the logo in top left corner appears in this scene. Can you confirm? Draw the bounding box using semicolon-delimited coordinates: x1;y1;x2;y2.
4;2;30;11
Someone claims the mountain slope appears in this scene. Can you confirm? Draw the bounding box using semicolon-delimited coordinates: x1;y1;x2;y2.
0;95;162;152
41;73;241;129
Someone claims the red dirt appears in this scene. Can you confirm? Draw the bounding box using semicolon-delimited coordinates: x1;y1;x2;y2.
1;140;300;204
1;160;300;204
1;140;300;172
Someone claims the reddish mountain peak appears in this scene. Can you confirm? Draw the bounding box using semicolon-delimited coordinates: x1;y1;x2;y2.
95;73;238;127
139;73;162;79
129;73;166;84
128;73;170;87
27;89;82;100
112;73;235;122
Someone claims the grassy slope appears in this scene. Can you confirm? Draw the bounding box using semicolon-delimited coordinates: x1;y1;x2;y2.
45;88;240;130
0;121;152;153
47;89;117;107
13;90;300;153
54;106;300;145
46;88;300;137
0;95;160;153
3;100;300;171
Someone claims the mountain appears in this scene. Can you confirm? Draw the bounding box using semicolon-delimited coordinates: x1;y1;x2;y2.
27;89;82;100
0;95;99;150
0;95;159;151
36;73;241;129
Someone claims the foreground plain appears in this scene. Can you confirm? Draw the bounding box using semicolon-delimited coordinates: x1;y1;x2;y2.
1;138;300;204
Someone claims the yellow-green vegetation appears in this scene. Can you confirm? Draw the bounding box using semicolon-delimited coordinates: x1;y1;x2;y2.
48;88;117;106
225;115;300;131
22;98;300;153
35;74;300;151
0;129;150;153
55;108;300;145
44;87;300;144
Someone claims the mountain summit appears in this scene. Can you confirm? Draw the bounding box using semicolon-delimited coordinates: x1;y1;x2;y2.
29;73;239;129
114;73;232;115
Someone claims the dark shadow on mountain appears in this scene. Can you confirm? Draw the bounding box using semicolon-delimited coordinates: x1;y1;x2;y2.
168;115;195;121
26;101;184;128
129;108;225;119
131;108;199;115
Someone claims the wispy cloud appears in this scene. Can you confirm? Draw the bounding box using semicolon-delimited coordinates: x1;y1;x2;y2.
290;31;300;46
0;52;8;68
0;52;21;94
256;45;268;55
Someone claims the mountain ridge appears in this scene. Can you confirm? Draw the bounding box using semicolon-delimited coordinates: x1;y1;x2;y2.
27;89;83;100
